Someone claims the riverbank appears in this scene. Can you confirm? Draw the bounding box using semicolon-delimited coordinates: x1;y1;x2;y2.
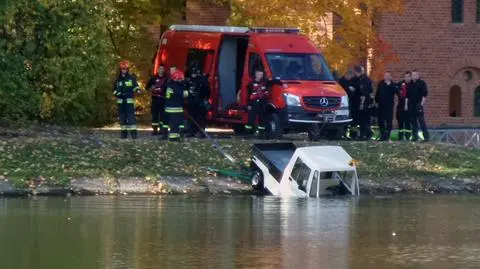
1;126;479;196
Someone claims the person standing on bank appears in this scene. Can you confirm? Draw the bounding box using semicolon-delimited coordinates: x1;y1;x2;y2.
375;71;397;141
397;71;412;141
339;70;355;138
245;69;269;135
351;65;373;140
405;70;430;142
146;65;167;136
113;60;141;139
186;66;210;138
164;70;189;141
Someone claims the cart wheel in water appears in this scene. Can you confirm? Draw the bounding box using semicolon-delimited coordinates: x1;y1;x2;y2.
251;170;264;194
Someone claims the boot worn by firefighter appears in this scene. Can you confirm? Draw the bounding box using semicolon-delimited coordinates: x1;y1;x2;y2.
152;126;159;136
131;129;138;140
121;130;128;139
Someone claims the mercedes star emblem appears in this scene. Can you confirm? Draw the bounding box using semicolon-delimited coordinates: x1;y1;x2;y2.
319;97;329;107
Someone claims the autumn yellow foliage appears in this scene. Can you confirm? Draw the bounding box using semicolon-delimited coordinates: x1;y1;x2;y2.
229;0;403;77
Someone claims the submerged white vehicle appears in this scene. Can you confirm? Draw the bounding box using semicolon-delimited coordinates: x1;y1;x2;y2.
250;143;360;197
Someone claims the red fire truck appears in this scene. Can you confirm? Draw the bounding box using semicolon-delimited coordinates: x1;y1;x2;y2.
152;25;351;140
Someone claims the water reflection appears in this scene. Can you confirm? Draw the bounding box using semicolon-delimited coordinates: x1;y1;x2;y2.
0;196;479;269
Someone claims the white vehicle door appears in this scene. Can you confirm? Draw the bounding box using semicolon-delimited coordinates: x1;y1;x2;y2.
288;157;312;197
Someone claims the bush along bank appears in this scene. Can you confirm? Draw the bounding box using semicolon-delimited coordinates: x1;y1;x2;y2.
0;128;479;196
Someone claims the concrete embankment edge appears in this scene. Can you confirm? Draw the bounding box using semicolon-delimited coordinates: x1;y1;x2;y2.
1;177;480;197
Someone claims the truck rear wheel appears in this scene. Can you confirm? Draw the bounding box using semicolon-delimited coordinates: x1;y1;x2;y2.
265;113;283;140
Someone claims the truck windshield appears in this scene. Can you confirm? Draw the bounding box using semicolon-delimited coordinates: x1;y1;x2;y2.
266;53;334;81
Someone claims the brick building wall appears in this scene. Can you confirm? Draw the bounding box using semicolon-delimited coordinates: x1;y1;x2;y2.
375;0;480;127
146;1;230;41
186;1;231;25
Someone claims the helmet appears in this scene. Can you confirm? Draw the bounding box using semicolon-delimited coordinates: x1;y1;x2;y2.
119;60;129;69
171;70;185;81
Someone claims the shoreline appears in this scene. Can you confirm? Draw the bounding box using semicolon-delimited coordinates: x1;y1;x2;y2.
1;126;479;198
2;176;480;198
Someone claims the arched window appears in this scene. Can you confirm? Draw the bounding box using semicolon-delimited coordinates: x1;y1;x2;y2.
449;86;462;117
477;0;480;23
452;0;464;23
475;86;480;117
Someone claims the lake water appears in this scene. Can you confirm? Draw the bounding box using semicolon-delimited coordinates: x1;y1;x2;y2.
1;195;479;269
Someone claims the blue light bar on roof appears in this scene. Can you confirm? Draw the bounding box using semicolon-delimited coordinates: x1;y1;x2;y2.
249;27;300;34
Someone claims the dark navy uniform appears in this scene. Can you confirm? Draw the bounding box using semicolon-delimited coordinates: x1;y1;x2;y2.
164;75;188;141
113;73;141;139
407;79;430;141
146;74;167;135
186;72;210;137
351;74;373;140
375;80;398;141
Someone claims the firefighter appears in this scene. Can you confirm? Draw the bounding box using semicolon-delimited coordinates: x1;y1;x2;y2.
339;70;354;95
346;70;361;139
164;70;188;141
339;70;354;138
113;60;141;139
397;71;412;141
350;65;373;140
245;69;269;135
186;66;210;138
406;69;430;142
375;71;397;141
146;65;167;136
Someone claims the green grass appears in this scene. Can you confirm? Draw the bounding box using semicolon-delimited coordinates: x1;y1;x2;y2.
0;129;479;187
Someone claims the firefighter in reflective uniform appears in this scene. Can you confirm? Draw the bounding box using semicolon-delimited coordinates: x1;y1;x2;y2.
397;71;412;141
146;65;167;136
164;70;188;141
113;61;141;139
245;69;269;135
186;66;210;138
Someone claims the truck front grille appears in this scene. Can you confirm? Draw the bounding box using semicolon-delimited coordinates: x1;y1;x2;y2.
303;96;341;109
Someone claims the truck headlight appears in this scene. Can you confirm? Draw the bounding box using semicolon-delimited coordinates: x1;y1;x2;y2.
340;95;349;108
336;95;350;117
284;93;301;107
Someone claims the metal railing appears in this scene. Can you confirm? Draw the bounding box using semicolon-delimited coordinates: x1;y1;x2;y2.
430;129;480;149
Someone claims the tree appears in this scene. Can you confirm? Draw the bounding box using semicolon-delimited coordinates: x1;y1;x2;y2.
229;0;403;77
0;1;118;125
0;0;188;126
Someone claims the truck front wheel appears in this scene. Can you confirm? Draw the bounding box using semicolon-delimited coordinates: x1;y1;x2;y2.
265;113;283;140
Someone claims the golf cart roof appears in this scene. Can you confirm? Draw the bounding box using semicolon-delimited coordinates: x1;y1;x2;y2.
297;146;356;172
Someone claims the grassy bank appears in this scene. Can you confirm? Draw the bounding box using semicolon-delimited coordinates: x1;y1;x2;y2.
0;127;479;187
